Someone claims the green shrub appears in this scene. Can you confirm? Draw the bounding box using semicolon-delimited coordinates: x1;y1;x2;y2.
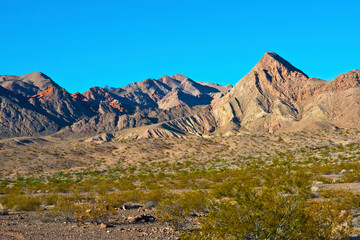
158;190;209;231
341;172;360;183
0;194;41;211
185;175;357;240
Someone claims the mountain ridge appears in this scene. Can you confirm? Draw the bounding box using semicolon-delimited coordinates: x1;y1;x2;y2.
1;52;359;139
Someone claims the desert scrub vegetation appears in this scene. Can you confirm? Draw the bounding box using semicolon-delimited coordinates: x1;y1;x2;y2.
1;161;360;238
39;197;116;224
1;129;360;238
181;168;360;239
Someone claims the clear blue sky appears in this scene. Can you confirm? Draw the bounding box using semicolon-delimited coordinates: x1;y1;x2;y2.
1;0;359;93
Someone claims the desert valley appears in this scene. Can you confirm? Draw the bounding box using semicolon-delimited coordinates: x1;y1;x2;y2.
1;53;360;239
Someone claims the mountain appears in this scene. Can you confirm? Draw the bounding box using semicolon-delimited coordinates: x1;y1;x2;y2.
106;74;231;109
212;52;312;134
298;69;360;130
168;53;360;137
82;86;133;113
0;85;59;137
51;74;230;137
1;53;359;139
0;72;58;96
0;72;94;137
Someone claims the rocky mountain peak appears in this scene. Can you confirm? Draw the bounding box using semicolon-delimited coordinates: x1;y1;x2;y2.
158;75;181;88
19;72;58;89
71;92;87;101
253;52;309;80
330;69;360;89
83;86;112;101
0;72;58;96
170;74;190;82
21;71;51;80
104;85;115;90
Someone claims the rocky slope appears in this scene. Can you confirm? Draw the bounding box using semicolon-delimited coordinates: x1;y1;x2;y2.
0;73;94;137
0;85;59;138
212;52;314;134
1;53;359;139
0;72;57;96
106;74;231;109
168;53;360;137
0;71;229;138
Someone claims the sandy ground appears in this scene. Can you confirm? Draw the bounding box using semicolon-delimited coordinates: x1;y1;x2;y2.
0;210;180;240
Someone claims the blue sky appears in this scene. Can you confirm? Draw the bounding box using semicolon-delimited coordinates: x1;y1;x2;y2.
1;0;359;93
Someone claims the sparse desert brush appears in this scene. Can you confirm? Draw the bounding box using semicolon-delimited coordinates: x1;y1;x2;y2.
341;172;360;183
41;193;59;205
313;175;333;184
140;177;164;190
158;190;209;231
52;182;74;193
110;190;142;203
305;195;356;239
114;177;137;191
1;128;360;238
39;195;115;223
72;180;95;192
0;178;8;186
63;192;88;202
0;194;41;211
185;170;357;240
190;187;309;239
100;188;169;209
74;202;115;223
101;192;126;208
309;162;360;176
39;198;78;222
93;181;115;195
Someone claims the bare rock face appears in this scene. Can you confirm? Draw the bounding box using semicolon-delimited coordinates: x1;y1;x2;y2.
0;72;57;96
85;133;115;143
0;72;95;125
82;86;133;114
157;88;212;110
165;53;360;137
163;106;217;137
54;74;231;138
211;53;360;135
329;70;360;89
106;74;231;110
55;105;202;138
211;52;310;134
1;53;360;139
0;86;60;137
0;73;94;137
300;70;360;130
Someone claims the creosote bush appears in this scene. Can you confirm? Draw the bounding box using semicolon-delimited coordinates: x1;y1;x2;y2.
182;168;359;240
158;190;209;230
0;194;41;211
